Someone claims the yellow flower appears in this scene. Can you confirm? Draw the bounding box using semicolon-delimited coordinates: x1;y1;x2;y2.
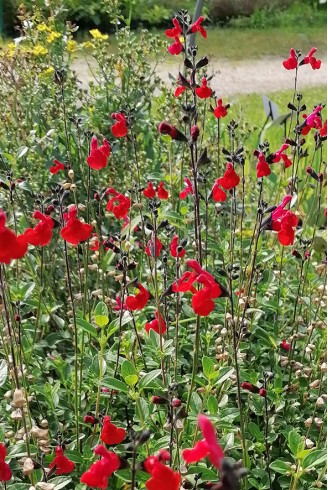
82;41;95;50
42;66;55;76
7;43;16;58
46;31;61;43
89;29;108;41
32;45;48;56
179;36;185;43
37;23;51;32
67;40;78;53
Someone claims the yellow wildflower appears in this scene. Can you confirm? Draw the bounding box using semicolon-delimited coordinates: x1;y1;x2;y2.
89;29;108;41
32;45;48;56
46;31;61;43
42;66;55;76
7;43;16;58
82;41;95;50
37;23;51;32
67;40;78;53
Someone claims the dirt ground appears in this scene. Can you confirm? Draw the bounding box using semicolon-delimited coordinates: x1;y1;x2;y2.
72;56;326;96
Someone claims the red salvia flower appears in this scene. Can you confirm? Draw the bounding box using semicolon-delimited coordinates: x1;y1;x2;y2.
174;85;187;97
50;159;65;175
158;122;187;142
190;16;207;38
172;271;198;293
192;285;215;316
271;143;290;163
23;210;54;247
256;152;271;178
125;283;150;311
84;415;97;425
271;195;292;221
218;162;240;190
0;443;12;482
0;210;28;264
111;112;128;138
280;339;291;351
213;99;229;119
320;119;327;138
143;182;156;199
182;414;224;470
275;211;298;246
80;444;120;490
241;382;255;392
180;178;193;199
49;446;75;475
145;458;181;490
100;416;126;445
87;136;111;170
60;206;93;245
146;236;163;257
165;18;182;38
302;47;321;70
145;310;167;335
195;77;212;99
157;181;169;199
282;48;298;70
211;180;227;202
170;235;186;258
305;105;323;127
106;188;131;219
168;37;183;55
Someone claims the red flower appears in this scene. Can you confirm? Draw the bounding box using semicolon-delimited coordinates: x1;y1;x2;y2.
280;339;291;351
100;416;126;445
302;47;321;70
106;188;131;219
182;414;224;470
0;210;28;264
49;446;75;475
158;122;187;142
50;159;65;175
0;443;12;482
157;182;169;199
125;283;150;311
170;235;186;258
256;152;271;178
165;18;182;38
84;415;97;425
111;112;128;138
320;119;327;138
61;206;93;245
172;271;198;293
218;162;240;190
174;86;186;97
283;48;298;70
146;237;163;257
168;37;183;55
192;286;215;316
180;178;193;199
23;210;54;247
87;136;111;170
213;99;229;119
273;211;298;246
241;382;255;392
143;182;156;198
190;16;207;38
195;77;212;99
145;310;167;335
145;458;181;490
89;233;99;251
271;143;290;163
271;195;292;221
305;105;323;127
80;445;120;490
211;180;227;202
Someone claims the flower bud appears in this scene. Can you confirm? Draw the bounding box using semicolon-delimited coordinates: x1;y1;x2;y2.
68;169;74;180
190;125;200;142
172;398;182;408
151;396;168;405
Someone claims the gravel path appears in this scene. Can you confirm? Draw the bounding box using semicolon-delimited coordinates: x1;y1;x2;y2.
73;56;326;96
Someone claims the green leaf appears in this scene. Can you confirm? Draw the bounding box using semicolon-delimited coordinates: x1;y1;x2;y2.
269;460;292;475
139;369;162;390
94;301;109;327
253;326;277;348
76;317;98;338
207;394;218;414
102;377;129;393
216;367;234;385
121;360;137;378
248;422;264;442
125;374;139;386
50;476;72;489
17;146;28;159
0;360;8;387
303;449;326;468
288;430;304;457
202;356;215;379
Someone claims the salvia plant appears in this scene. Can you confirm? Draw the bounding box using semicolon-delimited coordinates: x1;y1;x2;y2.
0;3;326;490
